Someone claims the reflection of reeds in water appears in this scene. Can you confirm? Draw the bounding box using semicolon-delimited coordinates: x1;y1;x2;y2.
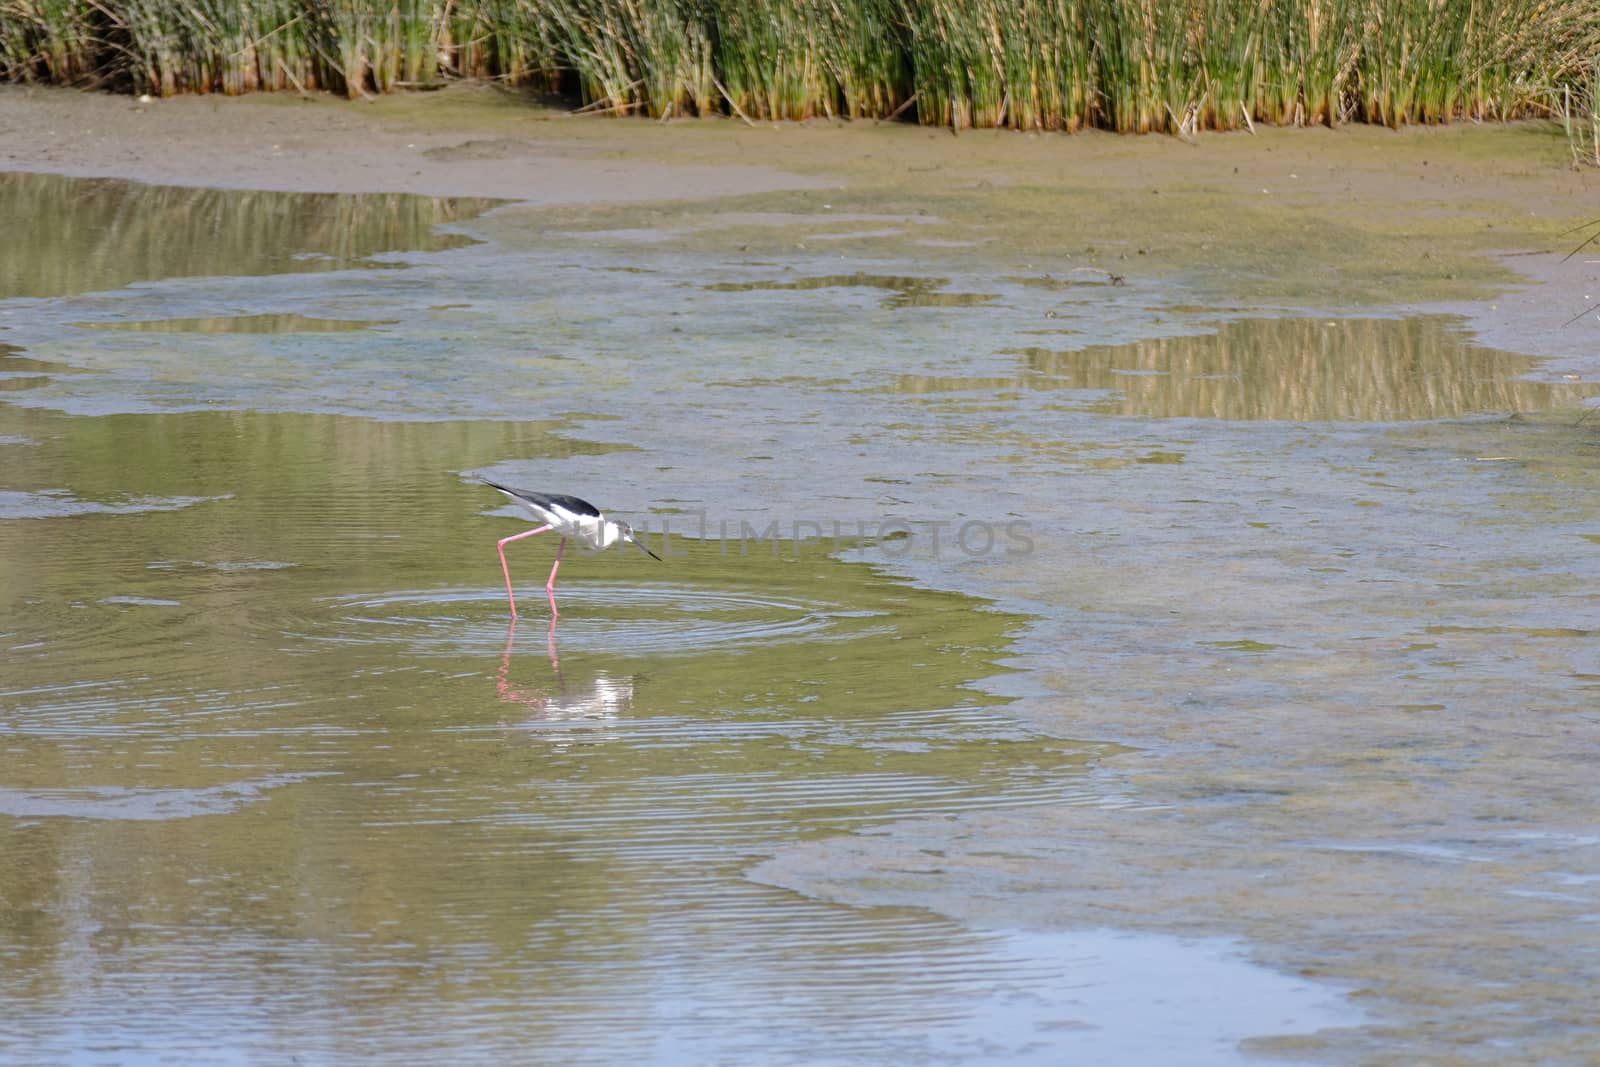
0;172;497;299
895;317;1600;421
1;0;1594;133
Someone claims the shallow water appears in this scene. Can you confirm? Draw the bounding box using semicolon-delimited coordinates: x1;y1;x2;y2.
0;403;1330;1064
2;171;1597;1063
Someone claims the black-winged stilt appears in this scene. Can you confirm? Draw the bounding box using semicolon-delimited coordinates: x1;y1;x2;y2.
484;479;660;619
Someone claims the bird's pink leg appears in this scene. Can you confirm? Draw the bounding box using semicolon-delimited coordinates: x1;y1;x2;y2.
545;536;567;618
497;524;552;619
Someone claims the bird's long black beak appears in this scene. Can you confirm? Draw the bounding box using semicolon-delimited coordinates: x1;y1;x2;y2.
635;539;662;561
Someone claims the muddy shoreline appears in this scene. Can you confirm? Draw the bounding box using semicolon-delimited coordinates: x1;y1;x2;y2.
5;81;1596;371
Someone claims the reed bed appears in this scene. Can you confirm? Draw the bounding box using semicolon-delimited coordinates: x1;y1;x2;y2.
2;0;1596;135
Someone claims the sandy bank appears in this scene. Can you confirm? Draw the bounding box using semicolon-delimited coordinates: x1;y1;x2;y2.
0;83;830;201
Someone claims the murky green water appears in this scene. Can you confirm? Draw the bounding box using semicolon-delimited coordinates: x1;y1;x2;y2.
1;402;1131;1062
3;171;1598;1063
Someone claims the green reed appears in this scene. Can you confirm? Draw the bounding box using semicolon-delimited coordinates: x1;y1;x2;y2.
819;0;910;119
0;0;98;84
0;0;1595;136
711;0;813;119
541;0;714;117
1561;54;1600;165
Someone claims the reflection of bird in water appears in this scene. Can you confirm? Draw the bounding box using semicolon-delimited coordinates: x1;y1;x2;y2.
484;480;660;620
495;619;633;737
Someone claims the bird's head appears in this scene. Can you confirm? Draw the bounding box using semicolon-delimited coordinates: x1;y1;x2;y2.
613;521;662;560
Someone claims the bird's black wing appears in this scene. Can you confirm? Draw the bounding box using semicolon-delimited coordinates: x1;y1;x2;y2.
483;479;602;518
532;492;602;518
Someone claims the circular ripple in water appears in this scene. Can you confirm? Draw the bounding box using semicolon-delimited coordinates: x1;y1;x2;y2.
307;582;861;656
1;593;248;738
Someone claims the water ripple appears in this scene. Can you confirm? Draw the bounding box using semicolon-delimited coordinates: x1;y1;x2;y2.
0;489;229;519
311;583;857;656
0;772;329;820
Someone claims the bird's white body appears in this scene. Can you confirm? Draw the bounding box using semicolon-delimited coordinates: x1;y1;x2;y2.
516;498;621;552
